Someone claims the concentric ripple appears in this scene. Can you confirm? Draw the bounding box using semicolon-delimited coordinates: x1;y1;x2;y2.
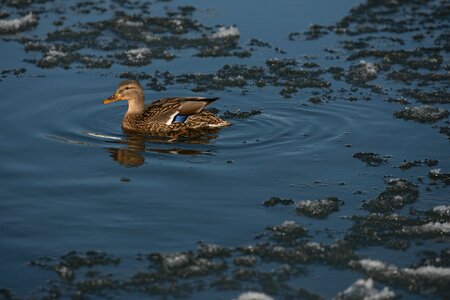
216;99;379;159
11;76;389;170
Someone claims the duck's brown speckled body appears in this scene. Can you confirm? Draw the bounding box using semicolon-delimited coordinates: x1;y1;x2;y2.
103;80;230;134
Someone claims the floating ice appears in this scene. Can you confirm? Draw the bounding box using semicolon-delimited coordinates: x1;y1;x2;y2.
116;18;143;27
360;60;378;76
125;48;151;60
42;49;67;63
430;168;441;175
296;197;342;218
212;26;240;39
362;178;419;213
428;168;450;184
161;253;191;269
357;259;396;272
0;12;37;34
353;151;387;166
144;32;161;42
198;242;231;258
306;241;324;251
404;265;450;277
355;258;450;279
266;220;308;241
433;205;450;215
54;265;74;281
171;19;183;26
335;278;395;300
346;61;378;85
412;222;450;234
394;105;449;123
234;291;274;300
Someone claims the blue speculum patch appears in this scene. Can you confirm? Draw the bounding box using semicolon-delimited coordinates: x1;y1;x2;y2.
173;115;188;123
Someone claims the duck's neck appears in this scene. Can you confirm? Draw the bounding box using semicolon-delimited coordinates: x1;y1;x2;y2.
126;97;145;115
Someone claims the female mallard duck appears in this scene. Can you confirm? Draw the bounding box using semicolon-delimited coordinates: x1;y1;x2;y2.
102;80;230;134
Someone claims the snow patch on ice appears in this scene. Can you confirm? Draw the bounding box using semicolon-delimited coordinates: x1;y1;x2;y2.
335;278;395;300
433;205;450;215
43;49;67;63
418;222;450;233
356;258;450;279
126;48;151;60
117;19;143;27
0;12;37;33
212;26;240;39
430;168;441;175
359;60;378;76
234;291;274;300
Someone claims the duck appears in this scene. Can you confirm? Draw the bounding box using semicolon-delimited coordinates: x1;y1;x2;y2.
102;80;230;134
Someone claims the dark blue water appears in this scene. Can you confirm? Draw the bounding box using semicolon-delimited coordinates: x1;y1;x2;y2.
1;1;449;299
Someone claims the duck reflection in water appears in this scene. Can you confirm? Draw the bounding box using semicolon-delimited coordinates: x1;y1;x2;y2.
105;128;221;167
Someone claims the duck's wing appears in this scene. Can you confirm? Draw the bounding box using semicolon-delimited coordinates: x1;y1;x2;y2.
143;97;219;124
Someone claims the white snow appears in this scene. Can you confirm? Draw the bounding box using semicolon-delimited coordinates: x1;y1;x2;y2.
430;168;442;175
125;47;151;61
143;33;161;42
116;19;143;27
212;26;240;39
306;242;324;251
234;291;274;300
162;253;190;269
273;220;305;234
0;12;37;33
393;195;403;201
280;220;296;227
335;278;395;300
358;259;393;272
418;222;450;233
172;19;183;26
355;258;450;279
403;265;450;277
43;49;67;63
433;205;450;215
359;60;378;76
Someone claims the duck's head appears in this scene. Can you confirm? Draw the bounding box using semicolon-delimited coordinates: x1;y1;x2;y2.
102;80;144;105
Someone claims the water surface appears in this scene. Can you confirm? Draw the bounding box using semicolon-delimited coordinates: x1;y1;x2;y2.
1;0;449;299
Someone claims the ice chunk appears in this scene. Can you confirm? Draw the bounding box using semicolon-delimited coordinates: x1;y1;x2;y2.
394;105;449;123
122;47;152;66
116;18;143;27
430;168;441;175
212;26;240;39
433;205;450;215
43;49;67;63
296;197;342;218
414;222;450;234
360;60;378;76
335;278;395;300
234;291;274;300
161;253;190;269
355;258;450;279
0;12;37;34
126;48;151;60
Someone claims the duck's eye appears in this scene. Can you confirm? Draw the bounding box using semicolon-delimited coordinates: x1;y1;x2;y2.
125;87;130;90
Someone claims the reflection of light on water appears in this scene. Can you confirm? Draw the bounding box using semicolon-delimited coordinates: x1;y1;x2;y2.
84;131;123;141
47;135;94;146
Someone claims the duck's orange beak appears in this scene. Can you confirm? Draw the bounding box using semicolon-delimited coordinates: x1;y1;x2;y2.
102;93;121;104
